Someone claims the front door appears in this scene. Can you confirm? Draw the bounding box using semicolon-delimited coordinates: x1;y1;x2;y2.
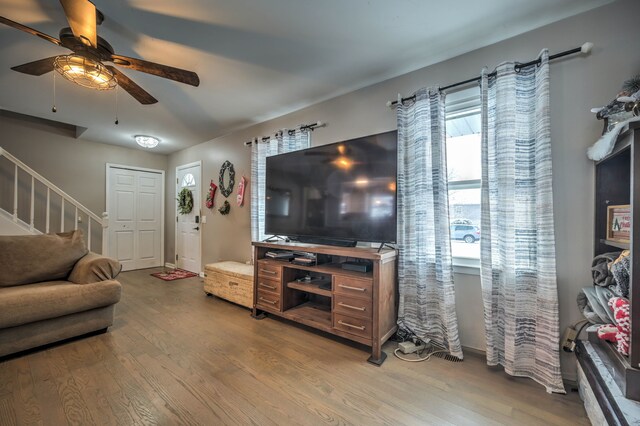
108;166;164;271
176;162;201;273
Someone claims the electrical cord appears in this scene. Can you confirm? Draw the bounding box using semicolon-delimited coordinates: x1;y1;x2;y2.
574;320;591;340
393;345;449;362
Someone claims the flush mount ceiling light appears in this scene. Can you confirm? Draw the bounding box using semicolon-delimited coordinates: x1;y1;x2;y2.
53;54;117;91
134;135;160;148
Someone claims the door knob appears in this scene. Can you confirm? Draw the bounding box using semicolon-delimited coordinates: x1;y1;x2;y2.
193;226;200;231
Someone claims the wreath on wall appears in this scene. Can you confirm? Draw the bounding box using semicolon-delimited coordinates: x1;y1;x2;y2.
177;188;194;214
218;200;231;215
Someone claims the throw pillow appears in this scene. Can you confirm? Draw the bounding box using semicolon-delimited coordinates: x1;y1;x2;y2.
608;297;630;356
0;230;88;286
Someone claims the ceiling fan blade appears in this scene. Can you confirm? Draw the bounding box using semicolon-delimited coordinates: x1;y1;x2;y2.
0;16;62;46
59;0;97;48
111;54;200;87
11;56;58;76
106;66;158;105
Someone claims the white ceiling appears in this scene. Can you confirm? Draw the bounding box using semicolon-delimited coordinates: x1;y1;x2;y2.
0;0;612;154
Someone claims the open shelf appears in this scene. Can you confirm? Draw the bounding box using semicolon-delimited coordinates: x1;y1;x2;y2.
283;302;332;332
283;262;372;279
286;280;332;297
600;238;630;250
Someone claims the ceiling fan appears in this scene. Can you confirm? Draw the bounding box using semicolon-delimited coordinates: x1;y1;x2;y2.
0;0;200;105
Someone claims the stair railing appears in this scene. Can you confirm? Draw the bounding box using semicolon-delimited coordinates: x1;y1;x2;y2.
0;147;108;253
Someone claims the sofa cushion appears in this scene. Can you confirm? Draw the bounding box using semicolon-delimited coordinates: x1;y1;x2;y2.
68;253;122;284
0;280;121;328
0;230;88;287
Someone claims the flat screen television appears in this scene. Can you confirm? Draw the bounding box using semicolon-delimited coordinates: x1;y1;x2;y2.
265;130;397;245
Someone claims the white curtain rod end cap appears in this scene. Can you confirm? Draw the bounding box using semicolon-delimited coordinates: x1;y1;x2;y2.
581;42;594;54
386;100;392;107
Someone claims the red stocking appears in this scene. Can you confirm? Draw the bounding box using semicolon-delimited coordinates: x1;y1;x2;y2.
206;180;217;209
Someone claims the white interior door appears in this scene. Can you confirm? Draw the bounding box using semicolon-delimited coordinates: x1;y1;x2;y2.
176;162;201;273
108;166;164;271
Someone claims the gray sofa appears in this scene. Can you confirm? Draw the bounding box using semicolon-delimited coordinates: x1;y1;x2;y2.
0;230;122;357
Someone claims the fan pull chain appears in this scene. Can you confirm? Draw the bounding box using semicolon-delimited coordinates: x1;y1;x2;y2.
52;71;57;113
114;85;119;125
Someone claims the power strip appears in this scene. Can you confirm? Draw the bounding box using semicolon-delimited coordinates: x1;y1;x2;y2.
398;341;427;354
562;326;579;352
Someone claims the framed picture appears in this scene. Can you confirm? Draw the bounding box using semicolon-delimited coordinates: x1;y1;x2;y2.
607;204;631;242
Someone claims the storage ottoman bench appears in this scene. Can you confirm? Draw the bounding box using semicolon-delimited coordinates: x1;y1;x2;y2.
204;261;254;308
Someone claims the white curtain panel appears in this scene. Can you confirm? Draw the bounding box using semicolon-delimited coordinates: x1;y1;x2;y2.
396;88;463;360
250;129;311;242
480;50;564;393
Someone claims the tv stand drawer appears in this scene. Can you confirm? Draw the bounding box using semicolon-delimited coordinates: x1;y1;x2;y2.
257;261;281;280
334;276;372;300
333;313;372;339
257;289;281;311
334;294;372;320
256;277;281;295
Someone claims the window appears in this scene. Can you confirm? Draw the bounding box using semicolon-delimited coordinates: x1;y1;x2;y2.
446;87;481;263
181;173;195;188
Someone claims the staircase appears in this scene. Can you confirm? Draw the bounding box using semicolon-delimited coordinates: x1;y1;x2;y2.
0;147;108;253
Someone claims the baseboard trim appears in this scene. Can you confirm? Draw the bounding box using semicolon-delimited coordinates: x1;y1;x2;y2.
461;345;485;357
164;262;176;269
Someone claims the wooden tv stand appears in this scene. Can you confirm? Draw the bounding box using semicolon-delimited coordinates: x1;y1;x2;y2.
252;241;398;365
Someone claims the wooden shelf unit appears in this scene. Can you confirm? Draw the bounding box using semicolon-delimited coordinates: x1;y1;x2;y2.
252;241;397;365
593;122;639;371
577;122;640;424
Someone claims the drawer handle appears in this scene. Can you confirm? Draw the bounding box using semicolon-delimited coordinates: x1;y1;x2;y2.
338;320;365;331
259;269;277;275
338;284;366;292
259;282;277;290
229;281;239;287
259;296;277;305
338;302;365;312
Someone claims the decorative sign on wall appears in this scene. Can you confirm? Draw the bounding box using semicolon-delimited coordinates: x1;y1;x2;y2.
219;161;235;198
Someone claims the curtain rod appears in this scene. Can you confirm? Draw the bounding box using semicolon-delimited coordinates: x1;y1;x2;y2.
244;121;324;146
386;42;594;107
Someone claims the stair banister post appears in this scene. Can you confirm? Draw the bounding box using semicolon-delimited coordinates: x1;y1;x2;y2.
30;176;35;231
13;163;18;221
46;188;50;233
101;212;109;256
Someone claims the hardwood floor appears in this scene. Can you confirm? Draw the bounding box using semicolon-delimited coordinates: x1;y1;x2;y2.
0;268;589;425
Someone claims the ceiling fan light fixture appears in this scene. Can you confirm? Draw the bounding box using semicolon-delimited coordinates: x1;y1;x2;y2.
134;135;160;148
53;54;117;91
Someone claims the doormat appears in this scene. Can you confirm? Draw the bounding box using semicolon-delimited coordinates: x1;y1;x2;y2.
151;269;198;281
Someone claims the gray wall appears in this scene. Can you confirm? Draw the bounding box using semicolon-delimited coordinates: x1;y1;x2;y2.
0;113;168;216
168;137;252;265
167;0;640;381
